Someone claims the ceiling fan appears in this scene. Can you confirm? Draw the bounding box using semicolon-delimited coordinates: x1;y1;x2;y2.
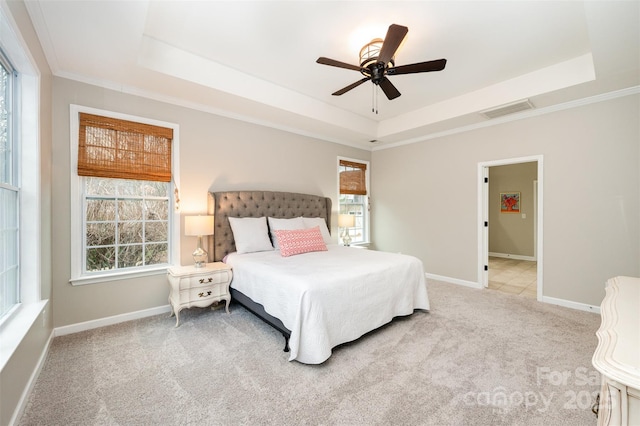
317;24;447;105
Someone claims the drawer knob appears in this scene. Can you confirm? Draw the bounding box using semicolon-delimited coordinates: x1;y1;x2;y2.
591;392;599;417
198;290;212;298
199;277;214;284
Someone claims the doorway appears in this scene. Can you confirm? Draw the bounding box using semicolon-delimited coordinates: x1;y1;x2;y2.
478;155;543;301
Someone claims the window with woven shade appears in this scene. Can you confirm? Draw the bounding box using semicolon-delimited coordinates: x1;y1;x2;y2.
338;158;369;245
71;107;179;284
78;113;173;182
339;160;367;196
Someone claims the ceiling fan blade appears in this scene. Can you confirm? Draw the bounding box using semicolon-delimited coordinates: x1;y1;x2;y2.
378;77;401;100
387;59;447;75
378;24;408;65
316;57;362;72
332;77;370;96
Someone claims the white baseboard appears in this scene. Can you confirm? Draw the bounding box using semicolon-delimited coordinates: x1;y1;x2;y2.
425;273;482;289
54;305;172;337
541;295;600;314
10;330;53;426
489;252;536;261
425;272;601;314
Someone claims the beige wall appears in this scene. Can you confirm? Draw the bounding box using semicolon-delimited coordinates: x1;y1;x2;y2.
372;94;640;307
51;77;370;328
489;162;538;257
1;1;53;425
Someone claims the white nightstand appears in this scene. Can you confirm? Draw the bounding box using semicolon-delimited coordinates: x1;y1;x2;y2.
167;262;233;327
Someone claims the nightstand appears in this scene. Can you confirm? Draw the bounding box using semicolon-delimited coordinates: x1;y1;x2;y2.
346;245;369;249
167;262;233;327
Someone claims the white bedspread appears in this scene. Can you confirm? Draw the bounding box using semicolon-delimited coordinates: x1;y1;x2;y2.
225;245;429;364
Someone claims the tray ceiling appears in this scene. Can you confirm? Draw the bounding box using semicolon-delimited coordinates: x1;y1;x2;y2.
25;1;640;149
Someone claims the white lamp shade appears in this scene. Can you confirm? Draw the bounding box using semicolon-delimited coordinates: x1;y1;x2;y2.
185;215;214;236
338;214;355;228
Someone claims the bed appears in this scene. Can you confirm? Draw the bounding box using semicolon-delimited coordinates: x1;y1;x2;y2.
207;190;429;364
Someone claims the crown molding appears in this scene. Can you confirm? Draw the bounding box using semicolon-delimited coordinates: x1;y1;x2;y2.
373;86;640;151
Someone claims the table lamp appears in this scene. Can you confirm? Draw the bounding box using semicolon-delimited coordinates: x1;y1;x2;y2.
338;214;355;246
185;215;214;267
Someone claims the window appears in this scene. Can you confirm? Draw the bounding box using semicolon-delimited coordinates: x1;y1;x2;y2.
84;178;170;273
0;2;45;370
338;158;369;245
0;49;18;319
71;106;179;284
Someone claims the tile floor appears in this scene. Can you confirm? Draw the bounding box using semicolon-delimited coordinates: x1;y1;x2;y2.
488;256;537;298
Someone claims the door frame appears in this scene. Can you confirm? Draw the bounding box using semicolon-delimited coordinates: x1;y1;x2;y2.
477;155;544;301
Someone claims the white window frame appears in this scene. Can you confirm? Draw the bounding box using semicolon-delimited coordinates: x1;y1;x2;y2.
69;105;180;285
0;47;19;321
0;1;46;372
337;156;370;246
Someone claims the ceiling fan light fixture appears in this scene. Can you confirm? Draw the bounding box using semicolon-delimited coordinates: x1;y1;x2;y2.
359;38;394;72
317;23;446;106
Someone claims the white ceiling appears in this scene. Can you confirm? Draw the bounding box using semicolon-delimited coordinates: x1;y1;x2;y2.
25;1;640;150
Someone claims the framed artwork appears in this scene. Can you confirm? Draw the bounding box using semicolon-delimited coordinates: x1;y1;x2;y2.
500;192;520;213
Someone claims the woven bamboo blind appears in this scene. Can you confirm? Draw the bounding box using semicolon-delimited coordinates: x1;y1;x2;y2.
78;113;173;182
339;159;367;195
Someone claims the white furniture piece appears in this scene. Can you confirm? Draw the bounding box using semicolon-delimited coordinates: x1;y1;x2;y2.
167;262;233;327
592;276;640;425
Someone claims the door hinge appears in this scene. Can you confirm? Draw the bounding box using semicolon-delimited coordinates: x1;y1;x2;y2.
484;177;488;183
484;221;488;227
484;265;488;271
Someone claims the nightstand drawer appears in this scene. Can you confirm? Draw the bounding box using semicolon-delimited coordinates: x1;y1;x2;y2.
180;270;232;290
183;284;228;302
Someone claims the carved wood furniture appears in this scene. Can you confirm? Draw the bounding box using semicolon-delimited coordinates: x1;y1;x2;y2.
167;262;232;327
592;276;640;425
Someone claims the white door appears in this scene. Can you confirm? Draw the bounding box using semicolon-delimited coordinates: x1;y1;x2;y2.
478;156;543;300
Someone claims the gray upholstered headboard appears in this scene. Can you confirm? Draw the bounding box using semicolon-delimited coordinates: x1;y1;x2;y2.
207;191;332;262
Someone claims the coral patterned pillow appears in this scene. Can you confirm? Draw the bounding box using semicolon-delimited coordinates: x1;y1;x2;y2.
273;226;328;257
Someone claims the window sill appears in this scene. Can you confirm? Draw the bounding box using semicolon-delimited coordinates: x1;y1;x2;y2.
0;300;49;373
70;266;169;286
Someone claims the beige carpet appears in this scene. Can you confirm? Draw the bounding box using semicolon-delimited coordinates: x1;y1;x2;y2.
19;280;602;425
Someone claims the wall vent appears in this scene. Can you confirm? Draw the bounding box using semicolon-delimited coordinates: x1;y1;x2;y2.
480;99;534;119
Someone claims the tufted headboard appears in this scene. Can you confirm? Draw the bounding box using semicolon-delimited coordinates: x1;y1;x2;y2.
207;191;332;262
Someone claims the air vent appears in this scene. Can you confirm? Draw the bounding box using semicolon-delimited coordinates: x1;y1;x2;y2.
480;99;534;119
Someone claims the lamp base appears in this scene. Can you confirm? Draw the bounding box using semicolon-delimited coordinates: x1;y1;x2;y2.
193;236;208;267
341;229;352;247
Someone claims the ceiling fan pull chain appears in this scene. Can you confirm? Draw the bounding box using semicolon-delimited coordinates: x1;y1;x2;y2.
371;84;375;113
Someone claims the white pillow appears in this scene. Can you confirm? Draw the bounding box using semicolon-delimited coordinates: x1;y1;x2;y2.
267;217;306;250
228;217;273;254
302;217;333;245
